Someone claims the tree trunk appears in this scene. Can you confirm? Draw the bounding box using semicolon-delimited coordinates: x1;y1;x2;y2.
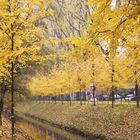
61;95;63;105
11;24;15;140
80;90;82;105
93;89;96;106
111;64;115;108
135;80;139;108
11;62;15;140
55;96;56;104
0;83;3;126
69;95;71;105
111;90;115;108
0;80;6;125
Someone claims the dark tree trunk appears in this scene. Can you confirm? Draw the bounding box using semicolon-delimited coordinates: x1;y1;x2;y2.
11;24;15;140
61;95;63;105
0;80;7;125
69;95;71;105
111;90;115;108
0;102;2;125
93;89;96;106
11;61;15;140
93;98;96;106
0;83;3;126
80;90;82;105
135;80;139;108
111;64;115;108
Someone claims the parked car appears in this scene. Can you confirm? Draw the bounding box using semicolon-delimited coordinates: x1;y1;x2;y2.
131;96;137;101
97;94;109;101
125;94;134;101
114;94;122;99
89;97;97;102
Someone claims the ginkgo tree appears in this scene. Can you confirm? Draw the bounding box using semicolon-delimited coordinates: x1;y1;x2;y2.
67;34;131;106
123;23;140;107
0;0;52;138
86;0;140;108
28;59;92;104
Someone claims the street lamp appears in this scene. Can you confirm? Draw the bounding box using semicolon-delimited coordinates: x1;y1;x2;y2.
90;83;96;106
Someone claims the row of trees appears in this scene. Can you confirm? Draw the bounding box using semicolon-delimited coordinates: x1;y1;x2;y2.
29;0;140;108
0;0;140;139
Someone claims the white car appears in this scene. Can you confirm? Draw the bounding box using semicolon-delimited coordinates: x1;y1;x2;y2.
114;94;122;99
125;94;134;101
90;98;97;102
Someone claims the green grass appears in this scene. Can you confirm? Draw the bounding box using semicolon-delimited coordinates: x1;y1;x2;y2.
17;101;140;140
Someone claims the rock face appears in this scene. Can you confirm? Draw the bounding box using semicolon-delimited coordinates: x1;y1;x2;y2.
0;118;33;140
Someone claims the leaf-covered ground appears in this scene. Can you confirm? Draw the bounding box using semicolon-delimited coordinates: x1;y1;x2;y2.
0;117;33;140
17;102;140;140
